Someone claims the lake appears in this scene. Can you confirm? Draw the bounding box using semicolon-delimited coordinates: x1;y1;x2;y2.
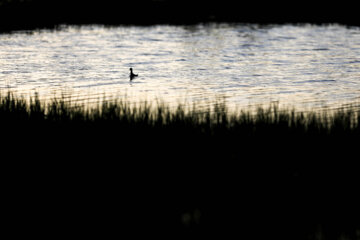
1;24;360;111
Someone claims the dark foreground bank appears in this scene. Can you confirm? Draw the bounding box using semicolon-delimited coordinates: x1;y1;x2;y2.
2;92;359;238
1;0;360;32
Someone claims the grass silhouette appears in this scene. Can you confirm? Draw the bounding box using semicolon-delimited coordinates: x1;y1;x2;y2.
2;91;359;163
2;91;360;238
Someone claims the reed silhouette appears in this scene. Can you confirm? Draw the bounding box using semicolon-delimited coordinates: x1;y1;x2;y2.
2;91;359;238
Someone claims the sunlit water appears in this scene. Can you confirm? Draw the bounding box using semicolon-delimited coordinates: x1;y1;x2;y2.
1;24;360;111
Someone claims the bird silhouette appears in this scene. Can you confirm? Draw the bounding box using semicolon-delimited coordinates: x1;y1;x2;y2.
129;68;138;80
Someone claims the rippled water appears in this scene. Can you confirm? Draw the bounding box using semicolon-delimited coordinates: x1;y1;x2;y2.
1;24;360;111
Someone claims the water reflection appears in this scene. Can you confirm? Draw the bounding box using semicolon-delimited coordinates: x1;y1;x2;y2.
0;24;360;111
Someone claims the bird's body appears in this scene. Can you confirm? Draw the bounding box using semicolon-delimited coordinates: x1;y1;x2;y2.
129;68;138;80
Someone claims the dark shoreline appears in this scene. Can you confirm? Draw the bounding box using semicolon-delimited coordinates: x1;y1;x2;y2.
2;92;360;237
2;91;360;238
1;0;359;32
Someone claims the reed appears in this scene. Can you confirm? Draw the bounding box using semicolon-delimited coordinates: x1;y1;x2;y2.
2;91;360;239
1;91;359;167
1;91;359;139
1;92;359;160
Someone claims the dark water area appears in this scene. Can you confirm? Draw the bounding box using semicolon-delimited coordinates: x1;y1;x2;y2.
1;0;360;32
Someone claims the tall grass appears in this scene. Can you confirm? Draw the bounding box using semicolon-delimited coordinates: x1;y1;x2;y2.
4;90;360;190
2;91;359;164
1;91;359;140
2;91;360;239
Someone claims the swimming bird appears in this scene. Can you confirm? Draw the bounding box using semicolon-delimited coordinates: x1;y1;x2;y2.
129;68;138;80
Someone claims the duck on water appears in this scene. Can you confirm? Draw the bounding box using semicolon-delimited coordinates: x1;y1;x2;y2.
129;68;138;80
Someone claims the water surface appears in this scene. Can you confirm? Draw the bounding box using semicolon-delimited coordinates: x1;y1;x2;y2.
1;24;360;111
